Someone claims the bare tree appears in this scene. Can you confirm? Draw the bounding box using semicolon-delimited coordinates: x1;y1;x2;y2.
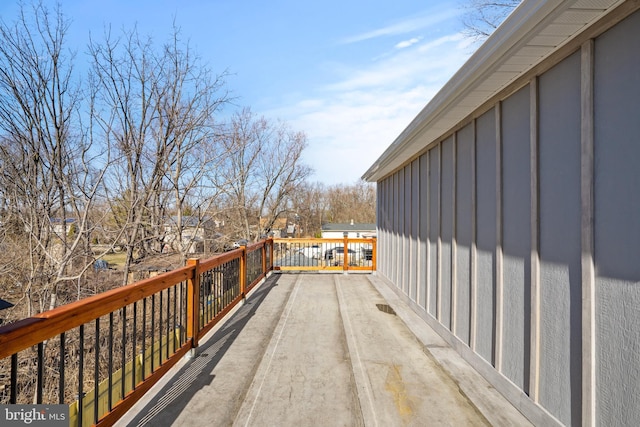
288;181;327;237
89;27;160;284
323;180;376;224
460;0;520;41
89;25;229;282
153;27;229;262
0;2;110;316
255;121;311;239
214;108;312;241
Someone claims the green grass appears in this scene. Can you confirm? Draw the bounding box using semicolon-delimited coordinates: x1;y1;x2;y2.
99;252;127;269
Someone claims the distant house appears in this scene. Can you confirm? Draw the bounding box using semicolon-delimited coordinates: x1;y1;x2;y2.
321;221;376;239
260;217;287;238
163;216;215;254
50;218;77;238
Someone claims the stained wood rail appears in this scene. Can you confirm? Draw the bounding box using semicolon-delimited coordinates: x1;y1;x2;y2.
272;237;376;272
0;239;273;426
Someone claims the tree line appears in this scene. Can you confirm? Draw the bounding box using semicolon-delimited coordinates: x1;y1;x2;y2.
0;2;375;321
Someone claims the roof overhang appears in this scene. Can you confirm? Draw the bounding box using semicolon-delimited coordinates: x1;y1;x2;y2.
362;0;625;182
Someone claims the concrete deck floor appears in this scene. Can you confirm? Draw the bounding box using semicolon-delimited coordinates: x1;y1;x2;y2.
116;273;532;427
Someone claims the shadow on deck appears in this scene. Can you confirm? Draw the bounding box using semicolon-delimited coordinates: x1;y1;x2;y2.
116;273;531;427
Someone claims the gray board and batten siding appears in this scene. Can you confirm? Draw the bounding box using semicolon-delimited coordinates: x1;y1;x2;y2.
367;2;640;427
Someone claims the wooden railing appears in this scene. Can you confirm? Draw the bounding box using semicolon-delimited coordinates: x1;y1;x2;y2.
0;236;374;426
0;239;273;426
273;237;376;272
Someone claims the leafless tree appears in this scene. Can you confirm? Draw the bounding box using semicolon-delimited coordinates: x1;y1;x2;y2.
288;181;328;237
460;0;520;41
153;28;229;262
323;180;376;225
285;180;376;238
214;108;312;241
89;27;159;284
0;2;110;316
89;25;229;281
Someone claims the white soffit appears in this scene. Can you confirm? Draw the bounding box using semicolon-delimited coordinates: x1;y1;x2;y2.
362;0;624;182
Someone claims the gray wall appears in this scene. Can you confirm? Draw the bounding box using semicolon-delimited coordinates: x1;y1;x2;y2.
428;147;439;317
501;85;531;392
441;137;454;329
475;107;496;366
375;8;640;426
538;50;582;426
593;10;640;427
455;124;473;346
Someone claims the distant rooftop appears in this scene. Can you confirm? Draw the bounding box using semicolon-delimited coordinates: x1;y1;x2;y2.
321;222;376;232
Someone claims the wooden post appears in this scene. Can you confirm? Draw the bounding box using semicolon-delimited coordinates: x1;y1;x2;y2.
186;259;200;350
343;234;349;272
372;237;377;272
261;242;267;276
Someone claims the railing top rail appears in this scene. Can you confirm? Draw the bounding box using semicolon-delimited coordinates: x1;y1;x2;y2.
0;264;193;360
197;240;268;272
198;248;241;271
273;237;376;243
0;240;276;359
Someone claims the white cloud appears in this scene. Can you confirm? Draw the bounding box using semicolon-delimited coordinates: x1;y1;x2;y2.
267;31;472;185
340;8;462;44
326;33;467;92
395;37;422;49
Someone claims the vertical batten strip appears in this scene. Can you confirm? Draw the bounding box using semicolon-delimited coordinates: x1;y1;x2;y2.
495;102;504;371
451;134;458;333
470;119;478;351
437;142;443;322
426;150;431;313
416;159;422;306
581;39;596;427
529;77;541;401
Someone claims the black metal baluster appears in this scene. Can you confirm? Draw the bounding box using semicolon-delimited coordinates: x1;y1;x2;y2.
151;295;155;373
199;277;204;329
226;263;230;304
36;342;43;404
219;267;224;315
172;286;177;353
121;307;126;399
142;298;146;379
59;332;65;404
223;264;228;307
132;301;137;391
10;353;17;404
217;267;222;314
94;318;100;424
159;291;163;365
108;312;113;411
206;272;211;323
166;289;170;360
238;257;242;296
78;324;85;427
202;272;207;323
212;268;218;317
183;281;188;343
179;283;185;345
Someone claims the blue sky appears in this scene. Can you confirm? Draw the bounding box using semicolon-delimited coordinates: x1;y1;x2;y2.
0;0;476;185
